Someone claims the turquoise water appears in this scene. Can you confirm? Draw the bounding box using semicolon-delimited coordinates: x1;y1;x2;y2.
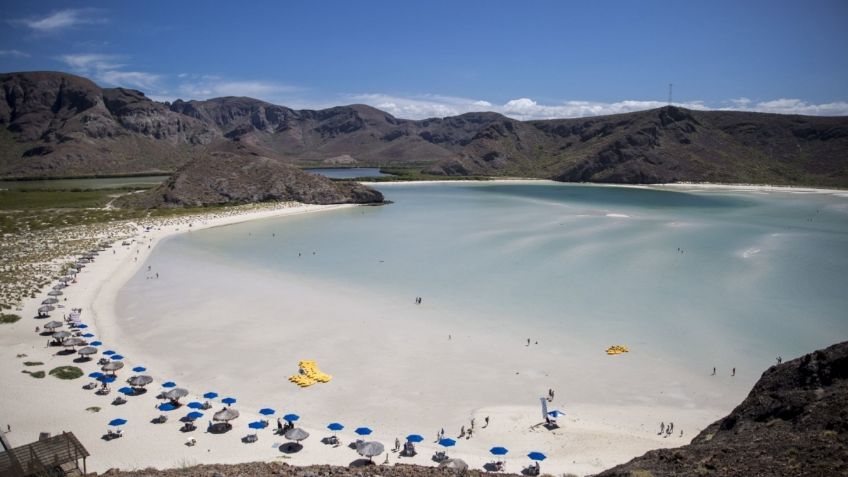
0;175;169;190
145;183;848;367
303;167;391;178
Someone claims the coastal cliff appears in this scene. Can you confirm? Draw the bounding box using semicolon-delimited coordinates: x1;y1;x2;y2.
596;341;848;477
2;71;847;187
118;152;384;207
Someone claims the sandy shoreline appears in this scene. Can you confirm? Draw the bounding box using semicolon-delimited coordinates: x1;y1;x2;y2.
1;198;745;476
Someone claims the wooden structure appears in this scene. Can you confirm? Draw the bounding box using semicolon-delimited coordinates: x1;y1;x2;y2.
0;432;89;477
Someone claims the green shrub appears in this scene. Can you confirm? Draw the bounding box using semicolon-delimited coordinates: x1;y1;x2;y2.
49;366;84;380
23;361;43;366
0;314;22;324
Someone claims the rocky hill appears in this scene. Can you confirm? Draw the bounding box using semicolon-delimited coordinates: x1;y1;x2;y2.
2;71;847;186
118;152;384;208
596;340;848;477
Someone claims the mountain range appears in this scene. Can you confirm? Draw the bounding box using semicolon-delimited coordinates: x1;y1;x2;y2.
2;71;847;186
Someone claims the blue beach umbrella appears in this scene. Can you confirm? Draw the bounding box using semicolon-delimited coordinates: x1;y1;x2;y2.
103;350;115;356
97;375;116;384
203;392;218;399
527;452;547;461
76;324;88;329
88;372;104;379
547;410;565;419
118;387;135;395
162;381;176;388
259;408;276;416
438;438;457;448
110;355;124;360
327;423;344;431
90;341;102;346
355;427;372;436
186;411;204;421
222;397;236;405
158;402;176;411
248;421;267;429
490;447;509;456
187;401;204;409
132;366;146;372
82;333;95;338
283;413;299;422
406;434;424;443
108;418;127;426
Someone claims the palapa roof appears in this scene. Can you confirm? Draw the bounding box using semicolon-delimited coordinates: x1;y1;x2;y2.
0;432;89;477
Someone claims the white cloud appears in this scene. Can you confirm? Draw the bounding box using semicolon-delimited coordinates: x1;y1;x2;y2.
175;78;302;103
342;93;848;120
58;53;160;90
98;70;161;90
0;49;30;57
16;8;107;32
59;53;123;71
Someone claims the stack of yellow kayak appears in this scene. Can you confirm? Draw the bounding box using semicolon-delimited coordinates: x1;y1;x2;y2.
288;360;333;387
606;345;630;355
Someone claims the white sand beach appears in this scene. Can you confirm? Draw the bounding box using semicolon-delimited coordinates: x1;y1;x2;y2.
1;195;759;476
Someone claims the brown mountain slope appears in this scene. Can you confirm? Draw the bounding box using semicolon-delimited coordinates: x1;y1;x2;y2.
595;341;848;477
1;71;847;186
118;152;384;208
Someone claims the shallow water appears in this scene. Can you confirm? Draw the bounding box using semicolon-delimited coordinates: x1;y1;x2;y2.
303;167;391;179
116;182;848;425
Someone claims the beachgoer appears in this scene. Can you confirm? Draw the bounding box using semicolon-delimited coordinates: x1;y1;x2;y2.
395;437;400;451
712;367;716;376
155;273;159;279
35;326;39;333
459;425;465;437
6;424;9;432
484;416;489;427
470;417;475;430
777;356;782;364
448;334;451;340
440;427;445;439
527;338;531;346
466;427;472;439
277;418;283;433
679;429;683;437
732;367;736;376
659;422;665;435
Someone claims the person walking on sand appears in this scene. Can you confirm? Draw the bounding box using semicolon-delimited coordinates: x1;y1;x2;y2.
527;338;531;346
484;416;489;428
395;437;400;452
732;367;736;376
470;417;475;430
459;425;465;438
712;367;716;376
659;422;665;435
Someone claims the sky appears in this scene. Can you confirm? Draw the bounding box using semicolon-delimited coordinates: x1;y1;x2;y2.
2;0;847;120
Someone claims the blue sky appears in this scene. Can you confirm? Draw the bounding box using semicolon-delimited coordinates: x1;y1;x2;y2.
2;0;847;119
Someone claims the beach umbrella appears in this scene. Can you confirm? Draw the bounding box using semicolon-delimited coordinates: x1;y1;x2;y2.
108;418;127;427
490;447;509;456
248;421;267;430
63;337;87;348
58;277;70;283
110;354;124;360
78;346;97;357
221;397;236;405
103;350;116;356
47;290;63;296
213;408;240;422
38;305;54;314
102;361;124;373
186;411;204;421
127;375;152;387
547;410;566;419
82;333;95;338
76;324;89;329
118;387;135;395
259;408;276;416
356;441;384;461
406;434;424;443
355;427;372;436
44;321;63;330
162;381;177;388
187;401;204;409
89;372;104;379
327;423;344;432
42;298;59;305
53;283;66;290
158;402;177;411
97;375;116;383
283;413;299;422
90;341;102;346
527;452;547;461
439;459;469;471
164;388;189;400
132;366;146;372
203;392;218;399
285;428;309;442
438;438;457;448
52;330;71;340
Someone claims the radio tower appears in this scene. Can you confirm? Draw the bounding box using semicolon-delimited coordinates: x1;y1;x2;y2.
668;83;673;106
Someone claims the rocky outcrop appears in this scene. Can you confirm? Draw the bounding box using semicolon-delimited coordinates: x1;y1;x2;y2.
2;71;848;187
120;152;384;208
595;341;848;477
